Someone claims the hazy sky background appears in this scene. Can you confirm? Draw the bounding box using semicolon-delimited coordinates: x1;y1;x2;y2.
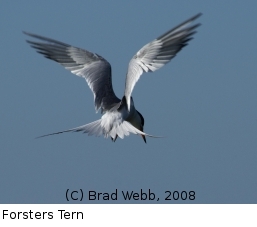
1;0;257;203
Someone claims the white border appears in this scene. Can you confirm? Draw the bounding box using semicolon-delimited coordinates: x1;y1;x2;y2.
0;204;256;226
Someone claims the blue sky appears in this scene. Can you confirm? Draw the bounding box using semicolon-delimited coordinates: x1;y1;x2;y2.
1;0;257;203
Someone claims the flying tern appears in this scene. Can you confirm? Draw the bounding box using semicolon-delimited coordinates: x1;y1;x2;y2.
24;13;201;143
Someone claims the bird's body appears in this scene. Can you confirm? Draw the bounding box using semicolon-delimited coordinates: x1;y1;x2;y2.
24;13;201;142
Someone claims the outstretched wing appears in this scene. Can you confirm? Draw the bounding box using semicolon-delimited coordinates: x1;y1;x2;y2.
124;13;202;109
24;32;120;112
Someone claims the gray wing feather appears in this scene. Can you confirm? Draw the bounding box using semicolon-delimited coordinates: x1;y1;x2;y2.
124;13;202;107
24;32;120;112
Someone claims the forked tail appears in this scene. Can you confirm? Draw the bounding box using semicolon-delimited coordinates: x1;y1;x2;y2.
36;119;163;142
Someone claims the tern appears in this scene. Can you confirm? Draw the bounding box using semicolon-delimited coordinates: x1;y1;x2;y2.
24;13;201;143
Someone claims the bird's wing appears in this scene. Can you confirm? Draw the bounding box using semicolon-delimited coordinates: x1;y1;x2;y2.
24;32;120;112
124;13;202;109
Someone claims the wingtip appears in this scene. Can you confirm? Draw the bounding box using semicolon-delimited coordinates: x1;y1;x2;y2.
23;31;33;36
195;12;203;18
191;13;202;21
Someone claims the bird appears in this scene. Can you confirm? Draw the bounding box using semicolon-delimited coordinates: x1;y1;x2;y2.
24;13;201;143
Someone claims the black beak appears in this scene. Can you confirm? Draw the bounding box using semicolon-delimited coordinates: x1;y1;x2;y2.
141;134;146;143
